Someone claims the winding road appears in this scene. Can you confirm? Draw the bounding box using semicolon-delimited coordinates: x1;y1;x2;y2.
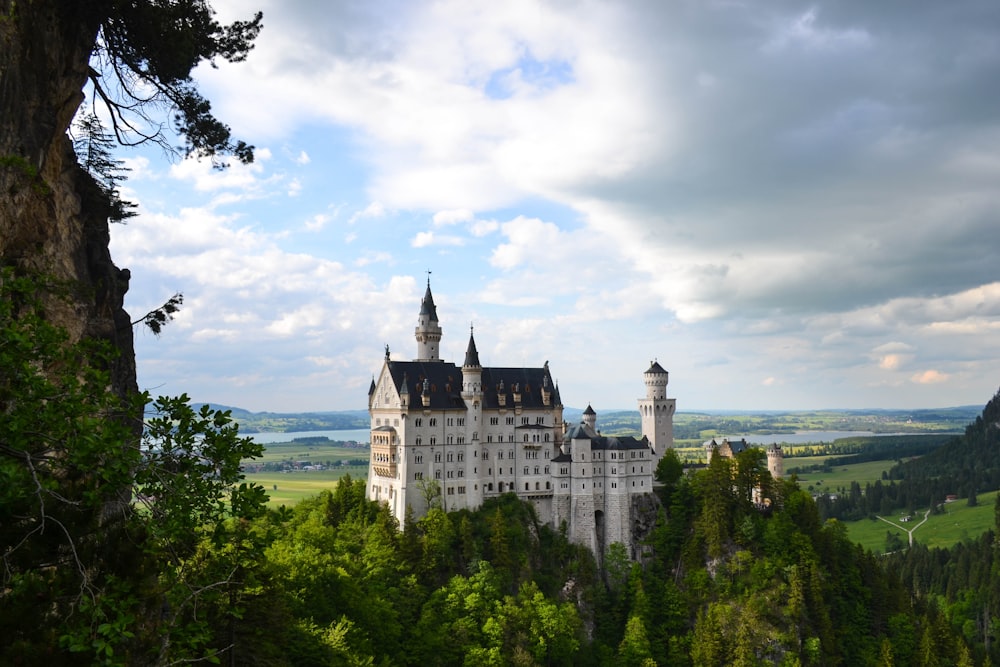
876;508;931;546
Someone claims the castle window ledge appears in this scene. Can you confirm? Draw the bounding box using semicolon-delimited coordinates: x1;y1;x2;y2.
373;465;397;477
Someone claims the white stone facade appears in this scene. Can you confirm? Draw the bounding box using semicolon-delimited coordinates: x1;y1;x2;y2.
366;282;674;557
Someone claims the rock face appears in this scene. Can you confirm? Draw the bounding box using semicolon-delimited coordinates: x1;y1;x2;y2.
1;3;136;399
630;492;661;560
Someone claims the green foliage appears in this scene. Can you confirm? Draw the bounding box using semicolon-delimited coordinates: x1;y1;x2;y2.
86;1;262;166
71;113;137;223
0;270;268;664
131;292;184;335
0;153;50;193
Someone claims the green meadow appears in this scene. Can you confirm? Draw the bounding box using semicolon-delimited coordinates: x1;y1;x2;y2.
843;491;999;554
251;439;368;465
246;466;369;508
243;437;370;508
789;459;897;494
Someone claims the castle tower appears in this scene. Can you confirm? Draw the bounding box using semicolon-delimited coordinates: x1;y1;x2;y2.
415;279;443;361
767;443;784;479
638;360;675;463
582;404;597;430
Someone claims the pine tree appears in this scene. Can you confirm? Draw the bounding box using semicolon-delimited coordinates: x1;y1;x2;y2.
72;113;137;223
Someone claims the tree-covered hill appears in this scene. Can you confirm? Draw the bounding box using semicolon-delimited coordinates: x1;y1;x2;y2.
201;404;370;432
817;389;1000;521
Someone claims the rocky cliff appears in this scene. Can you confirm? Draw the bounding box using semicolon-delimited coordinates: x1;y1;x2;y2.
1;3;136;399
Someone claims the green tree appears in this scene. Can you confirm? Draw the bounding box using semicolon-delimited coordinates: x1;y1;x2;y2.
71;113;137;223
655;447;683;485
0;271;268;664
697;454;736;558
80;2;262;164
618;614;655;667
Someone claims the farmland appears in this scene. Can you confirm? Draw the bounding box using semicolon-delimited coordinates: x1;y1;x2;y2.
844;491;998;554
241;435;370;507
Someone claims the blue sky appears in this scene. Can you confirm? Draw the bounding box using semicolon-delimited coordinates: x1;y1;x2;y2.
108;0;1000;413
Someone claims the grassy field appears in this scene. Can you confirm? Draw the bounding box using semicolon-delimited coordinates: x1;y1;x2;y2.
790;459;896;494
242;438;370;508
843;491;999;554
252;440;368;465
246;466;368;508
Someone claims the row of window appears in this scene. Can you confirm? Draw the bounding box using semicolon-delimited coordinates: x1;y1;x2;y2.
414;465;551;480
575;450;648;462
412;449;555;463
488;416;548;426
378;416;552;429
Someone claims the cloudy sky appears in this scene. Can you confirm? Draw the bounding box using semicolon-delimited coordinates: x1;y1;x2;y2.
109;0;1000;414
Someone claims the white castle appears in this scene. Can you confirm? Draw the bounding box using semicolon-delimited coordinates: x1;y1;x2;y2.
366;281;676;556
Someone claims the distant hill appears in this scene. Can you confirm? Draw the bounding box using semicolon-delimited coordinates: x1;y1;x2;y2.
197;402;978;437
198;404;369;433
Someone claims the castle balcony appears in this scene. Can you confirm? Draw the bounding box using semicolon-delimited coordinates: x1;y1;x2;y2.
371;425;398;478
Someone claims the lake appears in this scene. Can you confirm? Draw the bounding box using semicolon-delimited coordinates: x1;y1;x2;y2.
735;431;887;444
246;428;371;445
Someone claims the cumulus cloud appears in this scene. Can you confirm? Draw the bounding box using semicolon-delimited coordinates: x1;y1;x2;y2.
433;209;474;226
411;231;464;248
349;201;386;224
912;370;949;385
118;0;1000;411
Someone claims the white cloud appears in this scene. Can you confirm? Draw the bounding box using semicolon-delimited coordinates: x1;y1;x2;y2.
411;231;464;248
911;370;949;385
117;0;1000;411
169;148;272;192
304;213;330;231
433;209;474;226
470;219;499;236
349;201;386;224
355;251;393;267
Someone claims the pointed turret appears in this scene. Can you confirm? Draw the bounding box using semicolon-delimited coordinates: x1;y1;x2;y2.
415;277;443;361
463;328;481;368
583;404;597;430
462;327;483;398
419;280;438;322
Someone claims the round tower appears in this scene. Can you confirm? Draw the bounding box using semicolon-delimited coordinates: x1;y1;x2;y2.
638;360;676;461
767;443;783;479
582;404;597;431
415;278;442;361
644;360;668;400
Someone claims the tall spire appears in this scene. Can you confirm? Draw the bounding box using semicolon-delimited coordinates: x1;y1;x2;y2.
415;274;443;361
463;325;481;368
419;275;438;322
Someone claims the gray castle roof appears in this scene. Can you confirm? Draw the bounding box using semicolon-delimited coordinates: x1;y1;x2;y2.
645;360;668;375
463;330;481;368
563;421;650;451
706;437;752;454
384;360;560;411
419;281;439;321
